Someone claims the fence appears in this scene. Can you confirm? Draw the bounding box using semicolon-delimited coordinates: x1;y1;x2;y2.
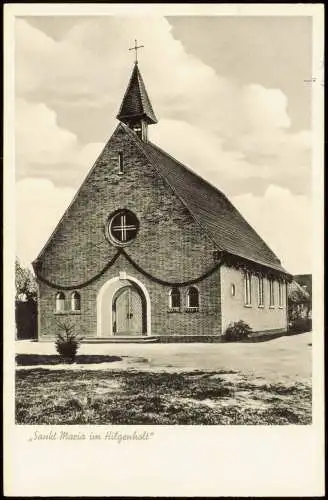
15;301;37;339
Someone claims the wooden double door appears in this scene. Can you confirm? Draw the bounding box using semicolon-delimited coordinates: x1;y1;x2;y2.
112;285;146;335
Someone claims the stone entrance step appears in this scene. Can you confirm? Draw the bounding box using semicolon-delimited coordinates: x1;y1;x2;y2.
82;336;160;344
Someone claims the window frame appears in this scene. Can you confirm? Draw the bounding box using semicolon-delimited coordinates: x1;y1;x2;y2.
244;272;252;306
257;275;264;307
107;209;140;246
55;292;65;313
168;287;181;311
278;281;283;308
118;152;124;175
186;286;199;311
71;291;81;312
269;279;275;307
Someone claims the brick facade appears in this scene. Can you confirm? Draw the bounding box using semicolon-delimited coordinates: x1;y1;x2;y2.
36;125;222;340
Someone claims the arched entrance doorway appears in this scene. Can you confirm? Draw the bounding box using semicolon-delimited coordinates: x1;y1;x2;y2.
97;275;151;337
112;284;146;335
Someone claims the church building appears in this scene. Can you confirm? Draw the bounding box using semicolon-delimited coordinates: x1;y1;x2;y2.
33;52;291;342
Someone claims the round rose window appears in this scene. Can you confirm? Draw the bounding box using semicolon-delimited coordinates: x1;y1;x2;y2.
108;210;139;245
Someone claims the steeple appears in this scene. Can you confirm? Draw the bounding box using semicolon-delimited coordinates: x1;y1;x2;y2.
116;49;157;142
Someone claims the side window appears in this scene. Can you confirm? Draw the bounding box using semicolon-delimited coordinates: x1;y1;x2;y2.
244;272;252;306
118;152;124;174
269;279;275;306
278;281;283;307
55;292;65;312
186;287;199;309
258;276;264;306
71;291;81;311
169;287;181;309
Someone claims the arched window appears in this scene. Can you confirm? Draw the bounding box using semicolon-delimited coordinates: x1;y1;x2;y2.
55;292;65;312
186;287;199;310
169;287;181;309
278;281;283;307
71;291;81;311
269;279;275;307
257;276;264;307
244;272;252;306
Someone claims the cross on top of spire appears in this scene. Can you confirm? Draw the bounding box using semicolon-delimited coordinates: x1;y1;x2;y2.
129;39;144;64
116;42;158;132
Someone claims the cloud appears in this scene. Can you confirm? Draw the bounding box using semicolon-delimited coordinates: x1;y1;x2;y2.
152;119;311;196
16;98;104;186
15;17;311;197
16;98;77;166
151;119;265;191
16;178;76;267
231;185;312;274
242;84;291;131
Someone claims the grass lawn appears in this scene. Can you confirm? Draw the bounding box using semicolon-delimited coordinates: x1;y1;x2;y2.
16;367;311;425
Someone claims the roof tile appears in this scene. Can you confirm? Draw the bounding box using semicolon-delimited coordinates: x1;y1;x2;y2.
137;136;289;274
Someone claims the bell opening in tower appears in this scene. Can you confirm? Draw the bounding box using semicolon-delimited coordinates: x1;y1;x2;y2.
130;120;148;142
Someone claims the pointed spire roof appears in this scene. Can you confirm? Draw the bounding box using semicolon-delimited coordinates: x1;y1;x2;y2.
116;63;158;125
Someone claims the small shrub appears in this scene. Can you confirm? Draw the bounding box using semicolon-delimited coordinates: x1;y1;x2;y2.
224;320;253;342
288;318;312;334
54;319;83;363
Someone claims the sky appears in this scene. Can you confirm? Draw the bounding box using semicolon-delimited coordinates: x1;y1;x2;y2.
15;15;313;274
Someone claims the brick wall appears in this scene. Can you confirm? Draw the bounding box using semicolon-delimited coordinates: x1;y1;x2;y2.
38;256;221;338
37;125;222;339
220;265;288;333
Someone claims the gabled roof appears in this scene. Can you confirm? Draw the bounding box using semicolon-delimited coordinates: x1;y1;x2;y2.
129;131;289;275
116;63;157;125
